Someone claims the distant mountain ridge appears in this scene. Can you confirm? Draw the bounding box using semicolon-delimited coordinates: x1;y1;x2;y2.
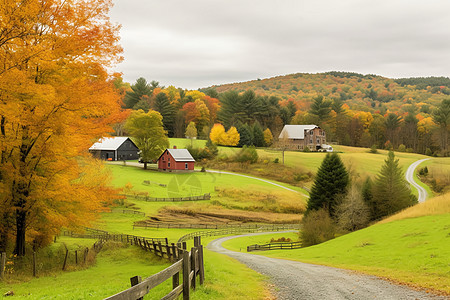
207;71;449;114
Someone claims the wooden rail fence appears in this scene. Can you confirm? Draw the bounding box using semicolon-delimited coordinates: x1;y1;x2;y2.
62;229;168;245
178;224;300;243
134;222;300;230
105;236;204;300
122;193;211;202
247;241;302;252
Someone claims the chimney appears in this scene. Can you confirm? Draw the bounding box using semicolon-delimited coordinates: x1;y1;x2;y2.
173;145;177;149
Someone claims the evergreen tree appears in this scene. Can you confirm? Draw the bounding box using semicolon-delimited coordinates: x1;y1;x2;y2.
123;77;153;109
237;123;253;147
154;92;175;136
309;95;332;123
306;153;349;216
432;99;450;152
252;122;265;147
371;151;417;219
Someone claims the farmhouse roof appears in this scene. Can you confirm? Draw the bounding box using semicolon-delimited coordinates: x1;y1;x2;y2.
89;137;133;151
279;125;319;139
164;149;195;162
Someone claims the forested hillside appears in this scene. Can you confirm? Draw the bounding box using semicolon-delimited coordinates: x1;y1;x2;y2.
115;72;449;156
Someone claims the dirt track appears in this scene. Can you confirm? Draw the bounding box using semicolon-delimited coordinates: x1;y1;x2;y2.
208;232;447;300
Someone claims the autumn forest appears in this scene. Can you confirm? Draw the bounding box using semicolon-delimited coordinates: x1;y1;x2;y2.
117;72;450;155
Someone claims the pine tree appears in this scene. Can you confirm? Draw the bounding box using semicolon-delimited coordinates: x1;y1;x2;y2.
237;123;253;147
123;77;153;109
371;151;417;219
154;92;175;136
252;123;265;147
306;153;349;216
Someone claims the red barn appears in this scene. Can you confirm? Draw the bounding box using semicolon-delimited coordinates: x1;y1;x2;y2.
157;147;195;172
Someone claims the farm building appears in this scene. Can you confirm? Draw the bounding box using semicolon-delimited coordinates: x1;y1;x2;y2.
279;125;330;151
158;147;195;172
89;137;140;161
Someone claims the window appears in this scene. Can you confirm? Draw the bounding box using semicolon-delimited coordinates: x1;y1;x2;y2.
317;138;320;144
310;130;314;135
185;163;188;170
309;139;313;144
168;162;171;168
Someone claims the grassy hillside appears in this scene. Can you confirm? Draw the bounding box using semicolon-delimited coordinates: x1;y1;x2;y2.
222;192;450;295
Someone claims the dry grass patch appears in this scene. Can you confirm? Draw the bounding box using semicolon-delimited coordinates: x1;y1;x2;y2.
161;205;302;224
379;192;450;224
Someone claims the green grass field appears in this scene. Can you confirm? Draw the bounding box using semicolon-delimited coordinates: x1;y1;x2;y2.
0;243;172;299
1;142;444;299
222;214;450;294
170;137;431;178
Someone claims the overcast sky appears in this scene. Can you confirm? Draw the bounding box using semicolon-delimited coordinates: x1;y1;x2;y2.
109;0;450;90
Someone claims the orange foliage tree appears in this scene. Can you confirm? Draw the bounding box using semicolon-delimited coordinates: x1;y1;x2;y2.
0;0;123;255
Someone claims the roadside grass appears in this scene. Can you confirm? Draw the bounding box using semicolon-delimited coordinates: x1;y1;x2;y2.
379;192;450;224
419;158;450;194
0;242;172;299
222;214;450;294
191;248;272;300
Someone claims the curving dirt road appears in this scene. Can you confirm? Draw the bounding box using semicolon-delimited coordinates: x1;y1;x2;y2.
405;158;430;203
208;232;447;300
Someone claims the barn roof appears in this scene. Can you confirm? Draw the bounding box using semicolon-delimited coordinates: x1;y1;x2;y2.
163;149;195;162
89;137;132;151
278;125;319;139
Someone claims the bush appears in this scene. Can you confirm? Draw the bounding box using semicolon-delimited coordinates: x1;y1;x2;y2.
301;208;335;247
369;144;378;154
270;237;292;243
303;146;311;152
273;158;279;163
425;148;433;156
234;146;258;164
397;144;406;152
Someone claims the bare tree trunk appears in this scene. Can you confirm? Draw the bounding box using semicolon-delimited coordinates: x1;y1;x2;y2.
14;210;26;256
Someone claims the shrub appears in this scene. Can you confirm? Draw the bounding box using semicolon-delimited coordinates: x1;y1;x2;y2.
425;148;433;156
234;145;258;164
303;146;311;152
273;158;279;163
406;148;414;153
301;208;336;247
397;144;406;152
369;144;378;154
270;237;292;243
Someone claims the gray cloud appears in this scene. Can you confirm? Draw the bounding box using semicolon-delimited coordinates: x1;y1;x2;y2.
110;0;450;89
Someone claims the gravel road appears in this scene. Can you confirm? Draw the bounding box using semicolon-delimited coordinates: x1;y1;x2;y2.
208;232;447;300
405;158;430;203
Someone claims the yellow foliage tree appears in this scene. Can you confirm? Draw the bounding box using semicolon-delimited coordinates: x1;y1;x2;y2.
210;124;227;145
264;128;274;146
209;124;240;146
0;0;122;255
226;126;240;146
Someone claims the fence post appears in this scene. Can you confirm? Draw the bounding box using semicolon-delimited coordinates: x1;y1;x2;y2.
130;276;143;300
75;250;78;265
198;238;205;285
191;247;197;290
84;248;88;264
0;252;6;279
158;242;164;258
182;250;190;300
33;252;37;277
62;248;69;271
